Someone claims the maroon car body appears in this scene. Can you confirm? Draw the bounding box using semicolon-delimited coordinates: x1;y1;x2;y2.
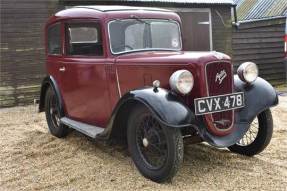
39;6;278;182
44;6;234;134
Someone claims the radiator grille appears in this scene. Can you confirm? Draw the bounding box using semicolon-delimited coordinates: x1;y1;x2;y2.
205;62;233;131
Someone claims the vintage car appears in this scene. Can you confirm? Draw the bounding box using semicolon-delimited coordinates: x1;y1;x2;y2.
39;6;278;183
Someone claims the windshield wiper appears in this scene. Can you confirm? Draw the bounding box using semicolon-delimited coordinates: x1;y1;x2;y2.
130;15;150;25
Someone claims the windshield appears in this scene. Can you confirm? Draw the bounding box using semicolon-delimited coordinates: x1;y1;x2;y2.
108;19;182;54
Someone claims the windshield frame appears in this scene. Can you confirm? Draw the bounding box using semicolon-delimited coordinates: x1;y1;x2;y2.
107;18;183;55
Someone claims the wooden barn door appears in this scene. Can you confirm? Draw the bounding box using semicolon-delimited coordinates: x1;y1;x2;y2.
177;9;212;51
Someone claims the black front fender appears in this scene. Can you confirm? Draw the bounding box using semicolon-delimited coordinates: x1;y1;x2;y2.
117;87;194;127
234;75;278;122
202;76;278;147
99;87;194;139
130;88;194;127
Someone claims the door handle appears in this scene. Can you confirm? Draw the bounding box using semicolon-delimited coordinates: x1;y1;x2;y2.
59;66;66;72
198;21;210;25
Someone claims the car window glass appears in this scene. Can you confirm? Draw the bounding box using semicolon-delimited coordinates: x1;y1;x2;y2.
69;27;98;43
150;22;180;49
47;23;61;55
109;19;181;54
125;23;145;50
66;23;103;56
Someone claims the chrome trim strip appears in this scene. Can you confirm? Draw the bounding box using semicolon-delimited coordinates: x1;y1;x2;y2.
115;67;122;97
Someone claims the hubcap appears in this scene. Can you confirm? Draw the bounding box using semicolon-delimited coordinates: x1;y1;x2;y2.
136;115;167;169
142;138;149;147
237;117;259;146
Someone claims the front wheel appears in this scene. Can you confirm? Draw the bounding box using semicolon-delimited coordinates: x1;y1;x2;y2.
127;105;184;183
228;109;273;156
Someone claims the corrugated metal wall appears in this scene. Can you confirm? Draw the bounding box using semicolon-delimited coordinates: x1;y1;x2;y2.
232;17;286;85
0;0;59;107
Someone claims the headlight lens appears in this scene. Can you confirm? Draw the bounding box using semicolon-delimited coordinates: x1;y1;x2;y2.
237;62;258;83
169;70;194;95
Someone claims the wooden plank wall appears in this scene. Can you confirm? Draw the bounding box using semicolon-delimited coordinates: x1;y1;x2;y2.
0;0;59;107
1;1;285;107
232;17;286;85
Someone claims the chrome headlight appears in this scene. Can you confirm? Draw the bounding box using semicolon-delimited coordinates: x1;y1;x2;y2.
237;62;258;83
169;70;194;95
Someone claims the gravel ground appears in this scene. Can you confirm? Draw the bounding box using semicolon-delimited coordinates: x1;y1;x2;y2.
0;96;286;191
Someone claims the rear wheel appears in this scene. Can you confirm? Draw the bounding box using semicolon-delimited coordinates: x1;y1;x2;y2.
127;105;183;183
45;87;69;138
228;109;273;156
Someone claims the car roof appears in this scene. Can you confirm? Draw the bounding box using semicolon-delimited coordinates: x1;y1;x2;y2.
48;6;180;25
74;5;172;12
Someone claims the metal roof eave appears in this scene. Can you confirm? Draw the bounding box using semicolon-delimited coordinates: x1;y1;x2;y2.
122;0;235;5
238;15;287;23
63;0;235;6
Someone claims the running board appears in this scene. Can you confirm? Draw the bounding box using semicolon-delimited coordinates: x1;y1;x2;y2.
60;117;104;139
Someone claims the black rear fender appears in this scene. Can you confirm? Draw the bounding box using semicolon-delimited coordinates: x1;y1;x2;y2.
38;76;64;116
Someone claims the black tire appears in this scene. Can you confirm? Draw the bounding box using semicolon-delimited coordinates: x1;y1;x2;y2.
45;87;69;138
228;109;273;156
127;105;184;183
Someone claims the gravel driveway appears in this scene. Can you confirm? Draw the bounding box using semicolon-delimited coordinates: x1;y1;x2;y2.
0;96;286;191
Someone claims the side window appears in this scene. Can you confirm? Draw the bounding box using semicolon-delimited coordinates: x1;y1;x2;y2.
47;23;61;55
66;23;103;56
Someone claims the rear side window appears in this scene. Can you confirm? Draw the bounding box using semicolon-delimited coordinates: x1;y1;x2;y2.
66;23;103;56
47;23;61;55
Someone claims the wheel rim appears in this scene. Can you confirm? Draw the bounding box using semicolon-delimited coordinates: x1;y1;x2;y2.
237;117;259;146
135;114;168;170
49;92;61;128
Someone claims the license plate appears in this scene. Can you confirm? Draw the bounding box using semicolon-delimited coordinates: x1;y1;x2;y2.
194;92;245;115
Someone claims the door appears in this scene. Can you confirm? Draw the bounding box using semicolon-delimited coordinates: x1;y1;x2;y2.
58;21;112;127
46;22;63;94
178;10;212;51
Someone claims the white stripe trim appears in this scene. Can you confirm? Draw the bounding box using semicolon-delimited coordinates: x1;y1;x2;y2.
115;68;122;97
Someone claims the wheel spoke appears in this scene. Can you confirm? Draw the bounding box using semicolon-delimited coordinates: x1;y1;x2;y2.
237;117;259;146
136;115;167;169
149;143;164;155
